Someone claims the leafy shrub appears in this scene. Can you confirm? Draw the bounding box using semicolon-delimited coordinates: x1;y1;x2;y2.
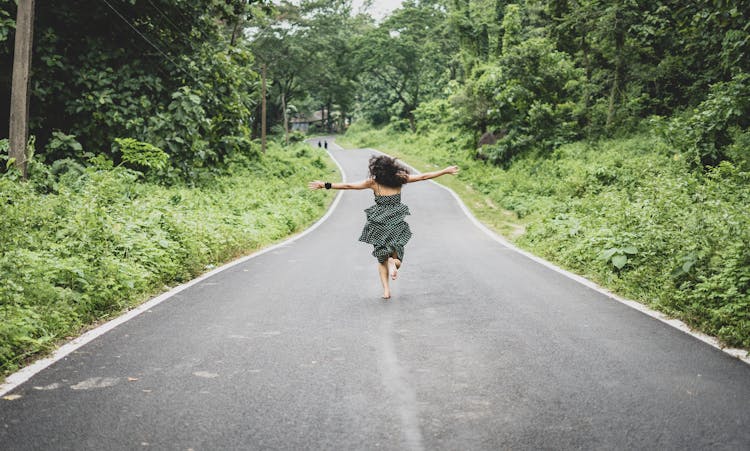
144;87;212;176
46;131;83;156
413;97;454;133
662;72;750;168
386;118;411;133
62;62;165;160
114;138;169;171
288;131;307;143
455;34;584;165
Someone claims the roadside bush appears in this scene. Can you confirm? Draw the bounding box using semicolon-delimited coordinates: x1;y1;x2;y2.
143;86;212;178
342;123;750;349
0;141;335;376
113;138;169;172
662;72;750;169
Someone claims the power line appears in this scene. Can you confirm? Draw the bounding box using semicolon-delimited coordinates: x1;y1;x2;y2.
101;0;201;86
100;0;256;115
145;0;198;53
146;0;182;31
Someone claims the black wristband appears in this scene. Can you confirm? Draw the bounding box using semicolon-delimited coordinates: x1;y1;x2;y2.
324;182;332;190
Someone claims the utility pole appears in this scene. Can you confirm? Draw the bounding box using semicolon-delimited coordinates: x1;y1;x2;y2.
9;0;35;179
261;62;267;154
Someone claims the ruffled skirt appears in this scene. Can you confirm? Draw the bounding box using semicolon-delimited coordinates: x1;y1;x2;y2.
358;194;412;263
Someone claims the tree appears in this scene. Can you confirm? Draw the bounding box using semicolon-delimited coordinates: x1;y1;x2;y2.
1;0;263;178
249;2;308;143
8;0;34;179
297;0;362;133
447;0;511;77
355;0;455;131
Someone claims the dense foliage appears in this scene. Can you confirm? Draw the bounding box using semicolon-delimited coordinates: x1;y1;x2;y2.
353;0;457;130
0;140;335;376
1;0;264;179
345;0;749;169
3;1;748;171
341;123;750;349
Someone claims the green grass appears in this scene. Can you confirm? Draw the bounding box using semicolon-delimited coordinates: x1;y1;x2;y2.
339;122;750;352
0;141;339;377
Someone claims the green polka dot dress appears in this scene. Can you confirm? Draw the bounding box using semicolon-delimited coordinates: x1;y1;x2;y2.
358;193;412;263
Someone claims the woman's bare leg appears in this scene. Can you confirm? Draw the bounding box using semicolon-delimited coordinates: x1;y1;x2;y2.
378;261;391;299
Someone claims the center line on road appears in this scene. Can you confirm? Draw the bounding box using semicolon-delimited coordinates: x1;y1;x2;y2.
379;316;425;451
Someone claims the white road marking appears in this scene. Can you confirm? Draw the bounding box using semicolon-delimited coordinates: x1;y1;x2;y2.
70;377;120;390
33;383;62;390
192;371;219;379
379;318;424;451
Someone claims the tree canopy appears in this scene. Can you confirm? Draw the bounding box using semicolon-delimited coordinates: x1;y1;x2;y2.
2;0;748;174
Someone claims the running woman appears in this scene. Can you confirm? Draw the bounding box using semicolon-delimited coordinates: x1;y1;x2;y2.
309;155;459;299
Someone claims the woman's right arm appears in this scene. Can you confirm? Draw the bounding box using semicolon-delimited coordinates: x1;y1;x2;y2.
308;179;374;190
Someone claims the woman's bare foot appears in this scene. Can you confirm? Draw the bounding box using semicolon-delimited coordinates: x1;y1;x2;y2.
387;257;399;280
382;292;391;300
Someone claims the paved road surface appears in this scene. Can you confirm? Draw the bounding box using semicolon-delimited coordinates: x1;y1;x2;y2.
1;140;749;450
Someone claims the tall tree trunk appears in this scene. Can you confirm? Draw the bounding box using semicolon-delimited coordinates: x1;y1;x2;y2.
261;63;267;154
230;21;241;47
9;0;35;180
282;89;289;145
581;35;592;109
580;33;593;132
606;69;620;127
606;7;625;128
326;100;333;133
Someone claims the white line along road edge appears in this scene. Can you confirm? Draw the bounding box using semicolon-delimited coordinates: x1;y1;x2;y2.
364;146;750;366
0;141;347;397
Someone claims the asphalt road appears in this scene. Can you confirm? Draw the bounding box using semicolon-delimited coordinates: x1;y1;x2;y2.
1;140;749;450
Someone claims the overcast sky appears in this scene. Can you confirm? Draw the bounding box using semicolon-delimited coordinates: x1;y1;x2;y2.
351;0;404;19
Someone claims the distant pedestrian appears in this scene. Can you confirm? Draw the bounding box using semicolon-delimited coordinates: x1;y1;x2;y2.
324;141;328;149
318;141;321;148
309;155;459;299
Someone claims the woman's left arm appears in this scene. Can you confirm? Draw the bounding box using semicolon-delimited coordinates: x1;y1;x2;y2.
406;166;459;183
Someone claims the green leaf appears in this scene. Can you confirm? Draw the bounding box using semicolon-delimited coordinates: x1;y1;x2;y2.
612;255;628;269
600;248;618;260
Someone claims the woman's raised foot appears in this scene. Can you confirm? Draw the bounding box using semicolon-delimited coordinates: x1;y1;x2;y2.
387;258;399;280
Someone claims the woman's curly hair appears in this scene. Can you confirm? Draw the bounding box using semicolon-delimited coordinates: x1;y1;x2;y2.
368;155;410;188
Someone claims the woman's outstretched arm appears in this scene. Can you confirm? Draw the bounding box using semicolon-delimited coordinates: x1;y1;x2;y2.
406;166;459;183
308;178;374;190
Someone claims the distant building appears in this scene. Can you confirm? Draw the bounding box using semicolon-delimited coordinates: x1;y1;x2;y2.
290;110;324;132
